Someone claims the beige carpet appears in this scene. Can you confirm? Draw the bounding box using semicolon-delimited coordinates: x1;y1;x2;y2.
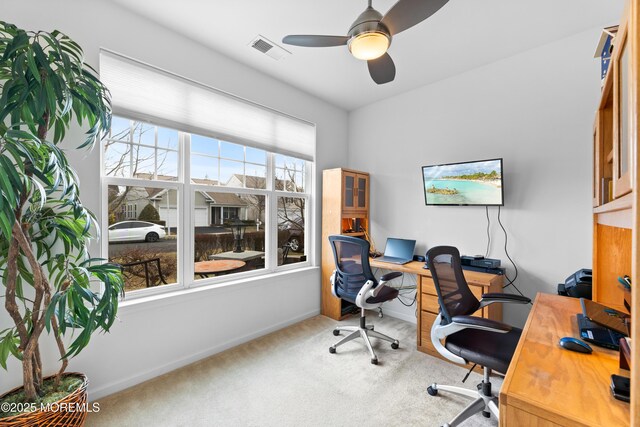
88;315;499;427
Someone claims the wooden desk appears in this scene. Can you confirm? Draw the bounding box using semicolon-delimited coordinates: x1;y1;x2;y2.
369;259;503;362
500;293;629;426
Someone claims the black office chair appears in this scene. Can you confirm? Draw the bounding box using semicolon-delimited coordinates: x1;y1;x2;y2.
425;246;530;426
328;235;402;364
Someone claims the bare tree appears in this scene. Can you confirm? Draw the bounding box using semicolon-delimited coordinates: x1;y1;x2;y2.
104;121;171;220
277;163;305;229
244;194;266;227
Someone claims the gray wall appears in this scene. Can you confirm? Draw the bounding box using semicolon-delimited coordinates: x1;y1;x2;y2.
348;29;604;327
1;0;348;399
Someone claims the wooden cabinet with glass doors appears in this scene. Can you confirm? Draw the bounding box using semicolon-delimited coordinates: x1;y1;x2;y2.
321;168;370;320
591;0;639;423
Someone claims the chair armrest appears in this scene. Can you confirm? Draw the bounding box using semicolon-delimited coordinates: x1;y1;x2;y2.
450;315;512;333
330;270;339;298
433;314;512;340
479;293;530;308
372;271;402;298
355;279;377;308
380;271;402;282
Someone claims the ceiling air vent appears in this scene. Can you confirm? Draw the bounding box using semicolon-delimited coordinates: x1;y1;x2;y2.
249;35;291;61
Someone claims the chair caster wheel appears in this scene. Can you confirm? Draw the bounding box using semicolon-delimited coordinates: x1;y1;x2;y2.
329;346;336;354
371;358;378;365
482;410;490;418
427;386;438;396
391;342;399;349
332;329;340;336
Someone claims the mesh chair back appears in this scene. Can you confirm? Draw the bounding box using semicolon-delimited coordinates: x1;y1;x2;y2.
426;246;480;324
328;235;377;301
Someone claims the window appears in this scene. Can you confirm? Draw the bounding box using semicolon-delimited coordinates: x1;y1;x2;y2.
122;204;137;220
106;184;179;293
190;134;267;189
277;197;307;266
275;154;306;192
103;116;312;296
104;117;179;181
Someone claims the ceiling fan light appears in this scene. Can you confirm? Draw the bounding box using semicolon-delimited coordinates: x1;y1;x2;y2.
349;31;390;60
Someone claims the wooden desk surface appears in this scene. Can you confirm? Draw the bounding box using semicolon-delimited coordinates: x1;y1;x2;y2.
500;293;629;426
369;258;498;287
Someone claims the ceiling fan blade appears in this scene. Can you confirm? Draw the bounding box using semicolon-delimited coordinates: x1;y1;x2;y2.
282;35;349;47
381;0;450;35
367;53;396;85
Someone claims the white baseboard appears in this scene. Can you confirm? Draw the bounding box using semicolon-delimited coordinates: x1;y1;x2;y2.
88;309;320;401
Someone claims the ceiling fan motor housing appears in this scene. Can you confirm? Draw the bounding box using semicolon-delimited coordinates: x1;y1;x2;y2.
348;7;391;44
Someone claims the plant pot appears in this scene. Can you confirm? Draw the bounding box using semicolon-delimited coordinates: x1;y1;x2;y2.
0;372;89;427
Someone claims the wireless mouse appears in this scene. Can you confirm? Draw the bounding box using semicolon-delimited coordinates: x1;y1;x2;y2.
559;337;592;354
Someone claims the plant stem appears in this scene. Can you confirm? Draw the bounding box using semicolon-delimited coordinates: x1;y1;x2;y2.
13;222;49;398
4;226;28;348
51;315;68;386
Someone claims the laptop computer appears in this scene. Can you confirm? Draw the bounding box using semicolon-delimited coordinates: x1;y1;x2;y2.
576;298;629;350
577;314;626;350
580;298;630;335
375;238;416;265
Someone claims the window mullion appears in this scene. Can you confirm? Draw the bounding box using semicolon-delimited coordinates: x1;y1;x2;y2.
266;153;276;270
154;125;158;180
128;120;133;178
182;132;192;288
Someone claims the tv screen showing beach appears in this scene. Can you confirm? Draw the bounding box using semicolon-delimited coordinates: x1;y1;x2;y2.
422;159;503;206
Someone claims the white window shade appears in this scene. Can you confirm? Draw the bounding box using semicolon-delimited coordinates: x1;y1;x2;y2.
99;50;316;160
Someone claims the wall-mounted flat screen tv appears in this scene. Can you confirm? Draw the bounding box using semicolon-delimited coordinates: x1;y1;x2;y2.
422;158;504;206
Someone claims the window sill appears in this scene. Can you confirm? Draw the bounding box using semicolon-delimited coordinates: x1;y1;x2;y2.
117;265;319;314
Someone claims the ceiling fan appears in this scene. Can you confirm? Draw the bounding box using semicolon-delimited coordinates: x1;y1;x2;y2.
282;0;450;85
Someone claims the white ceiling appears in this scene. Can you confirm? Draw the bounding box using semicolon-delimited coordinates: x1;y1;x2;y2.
107;0;623;111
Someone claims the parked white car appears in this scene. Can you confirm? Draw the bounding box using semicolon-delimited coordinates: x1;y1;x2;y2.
108;221;166;243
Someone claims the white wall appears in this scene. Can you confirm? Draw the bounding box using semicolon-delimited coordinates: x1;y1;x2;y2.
349;29;603;327
1;0;348;398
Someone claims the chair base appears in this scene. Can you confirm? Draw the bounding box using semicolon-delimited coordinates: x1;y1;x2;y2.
329;310;399;364
427;367;499;427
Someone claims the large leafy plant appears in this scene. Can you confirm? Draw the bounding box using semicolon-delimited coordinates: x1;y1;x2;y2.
0;21;124;401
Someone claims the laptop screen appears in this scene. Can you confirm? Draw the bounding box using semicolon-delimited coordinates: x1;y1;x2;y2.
384;238;416;260
581;298;629;336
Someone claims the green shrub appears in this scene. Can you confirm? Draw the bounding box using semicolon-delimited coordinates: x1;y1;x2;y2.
138;204;160;222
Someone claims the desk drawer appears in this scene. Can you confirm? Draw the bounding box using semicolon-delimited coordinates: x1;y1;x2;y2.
422;293;484;316
420;310;437;348
421;277;437;296
422;294;440;313
423;278;485;299
470;285;483;299
422;295;484;318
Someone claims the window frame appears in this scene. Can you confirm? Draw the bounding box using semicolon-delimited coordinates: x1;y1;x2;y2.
101;177;185;298
101;117;313;298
